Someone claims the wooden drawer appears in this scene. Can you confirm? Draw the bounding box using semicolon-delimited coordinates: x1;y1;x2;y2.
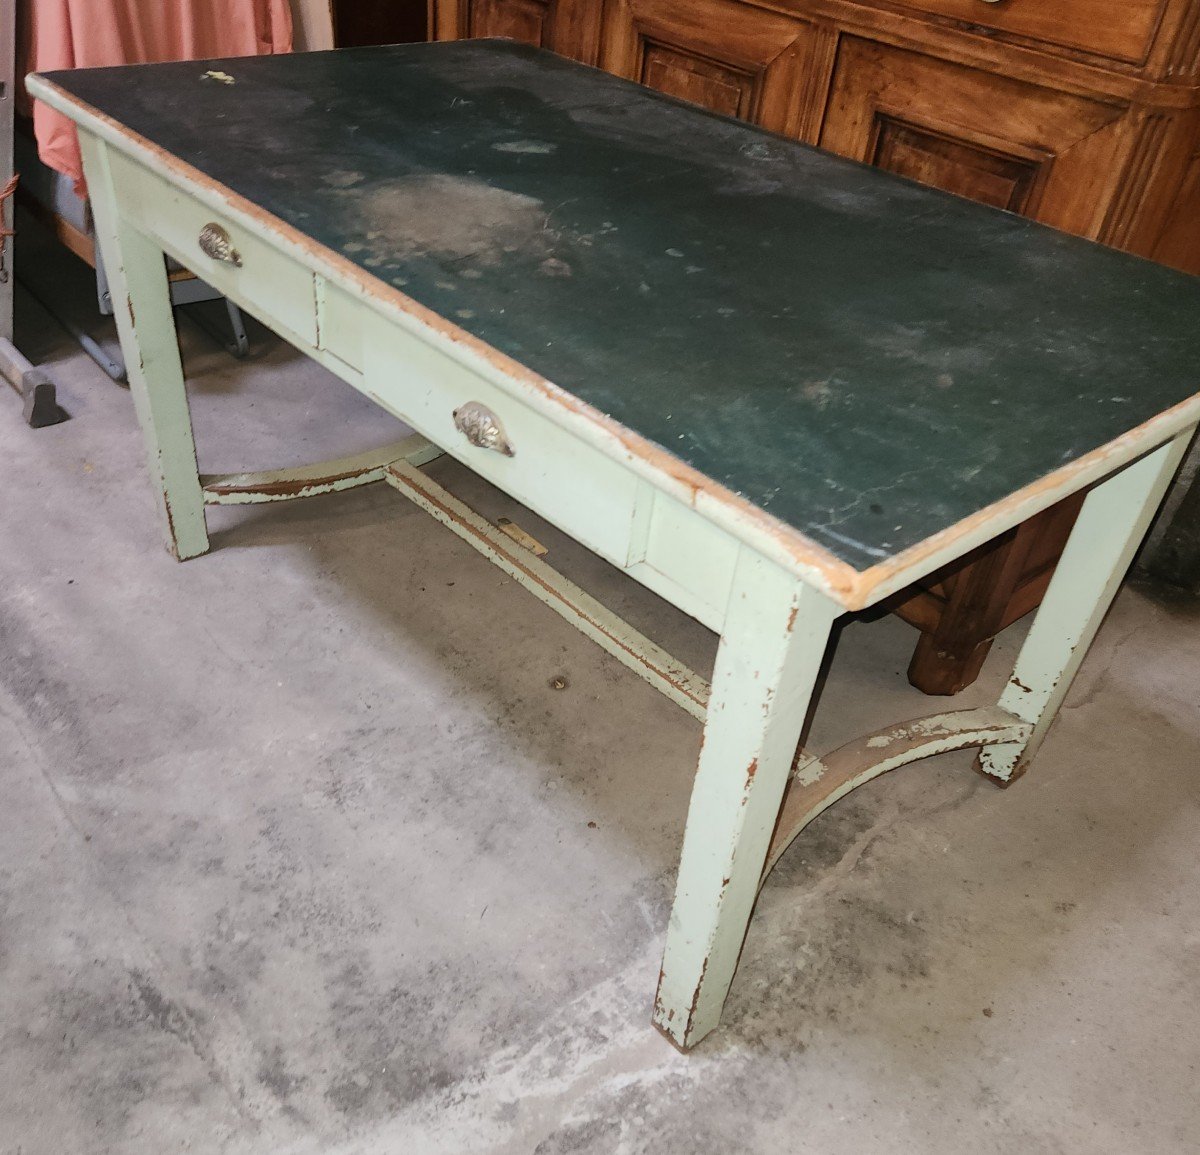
363;309;640;565
881;0;1165;64
106;150;318;348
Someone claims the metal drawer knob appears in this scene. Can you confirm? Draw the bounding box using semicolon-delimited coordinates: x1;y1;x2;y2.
453;401;515;457
198;222;242;267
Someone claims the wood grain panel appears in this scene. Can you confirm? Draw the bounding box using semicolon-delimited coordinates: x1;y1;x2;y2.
871;118;1042;212
1152;148;1200;273
821;38;1126;237
470;0;555;46
885;0;1166;65
642;43;753;117
600;0;812;134
435;0;600;60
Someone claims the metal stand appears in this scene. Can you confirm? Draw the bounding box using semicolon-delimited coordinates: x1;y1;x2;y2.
0;0;64;425
22;248;253;386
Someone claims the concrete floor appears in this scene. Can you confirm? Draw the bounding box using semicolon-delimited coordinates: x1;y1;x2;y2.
2;247;1199;1153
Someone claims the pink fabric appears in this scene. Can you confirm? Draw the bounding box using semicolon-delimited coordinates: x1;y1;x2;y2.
20;0;293;195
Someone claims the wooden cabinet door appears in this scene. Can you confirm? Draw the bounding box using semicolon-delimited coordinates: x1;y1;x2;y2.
431;0;599;62
820;38;1130;236
598;0;813;136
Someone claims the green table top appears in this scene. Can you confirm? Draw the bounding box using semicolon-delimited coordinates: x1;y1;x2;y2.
41;40;1200;570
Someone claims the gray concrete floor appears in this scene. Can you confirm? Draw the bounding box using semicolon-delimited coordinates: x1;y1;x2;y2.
2;243;1199;1153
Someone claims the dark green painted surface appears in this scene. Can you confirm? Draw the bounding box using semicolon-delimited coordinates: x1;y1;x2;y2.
45;41;1200;570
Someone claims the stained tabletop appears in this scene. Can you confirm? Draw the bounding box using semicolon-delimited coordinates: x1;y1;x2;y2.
41;40;1200;570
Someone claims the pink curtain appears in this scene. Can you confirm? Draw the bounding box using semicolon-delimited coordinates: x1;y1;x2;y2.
21;0;294;195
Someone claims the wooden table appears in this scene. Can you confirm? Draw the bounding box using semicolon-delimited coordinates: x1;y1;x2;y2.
28;40;1200;1050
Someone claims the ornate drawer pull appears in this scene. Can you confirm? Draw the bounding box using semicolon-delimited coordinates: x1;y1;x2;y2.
453;401;515;457
198;222;243;267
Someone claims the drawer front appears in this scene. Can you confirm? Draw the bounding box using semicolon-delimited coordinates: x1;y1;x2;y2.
363;311;639;565
106;150;318;347
886;0;1164;63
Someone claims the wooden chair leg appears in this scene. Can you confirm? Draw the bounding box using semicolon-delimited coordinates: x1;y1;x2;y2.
901;496;1089;696
905;525;1030;696
907;631;994;696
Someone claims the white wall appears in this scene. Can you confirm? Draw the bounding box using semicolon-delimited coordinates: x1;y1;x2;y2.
291;0;334;51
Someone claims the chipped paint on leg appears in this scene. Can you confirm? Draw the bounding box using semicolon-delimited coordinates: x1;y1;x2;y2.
979;434;1194;783
79;131;209;561
653;550;838;1049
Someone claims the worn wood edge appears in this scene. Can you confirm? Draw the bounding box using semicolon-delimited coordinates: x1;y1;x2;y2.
850;406;1200;609
761;705;1032;881
200;434;443;504
28;72;1200;611
385;458;713;719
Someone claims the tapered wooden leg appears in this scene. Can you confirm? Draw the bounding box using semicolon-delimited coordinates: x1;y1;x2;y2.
653;551;839;1050
907;631;994;696
78;131;208;560
978;434;1194;784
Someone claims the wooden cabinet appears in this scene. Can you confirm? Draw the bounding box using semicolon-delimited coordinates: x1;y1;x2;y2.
434;0;599;58
883;0;1166;64
820;38;1129;233
431;0;1200;692
468;0;560;47
598;0;814;134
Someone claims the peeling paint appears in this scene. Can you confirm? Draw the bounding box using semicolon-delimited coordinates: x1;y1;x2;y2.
764;706;1032;882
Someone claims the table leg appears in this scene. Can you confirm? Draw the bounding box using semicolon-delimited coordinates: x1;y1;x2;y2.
78;132;208;560
978;432;1194;784
653;551;839;1050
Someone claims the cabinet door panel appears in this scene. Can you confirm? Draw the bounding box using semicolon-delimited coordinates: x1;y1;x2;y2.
470;0;557;47
432;0;599;61
599;0;812;135
871;119;1044;212
820;38;1127;237
885;0;1164;65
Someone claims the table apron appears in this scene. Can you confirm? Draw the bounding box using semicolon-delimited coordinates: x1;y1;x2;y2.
361;307;740;632
104;143;747;634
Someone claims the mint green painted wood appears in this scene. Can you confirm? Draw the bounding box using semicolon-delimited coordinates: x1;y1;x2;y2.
979;430;1195;783
78;131;209;560
385;459;712;719
762;706;1032;883
653;555;839;1049
201;435;444;505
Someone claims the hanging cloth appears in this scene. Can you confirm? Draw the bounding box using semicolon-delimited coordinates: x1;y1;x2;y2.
20;0;294;195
